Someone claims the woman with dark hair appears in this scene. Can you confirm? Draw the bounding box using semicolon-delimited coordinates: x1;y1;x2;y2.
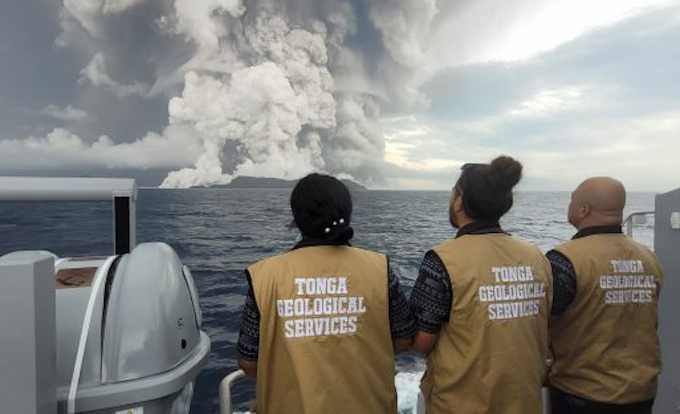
237;173;415;414
409;156;553;414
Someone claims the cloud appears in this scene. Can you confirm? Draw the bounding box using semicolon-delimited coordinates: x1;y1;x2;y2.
0;126;200;171
161;62;327;187
516;110;680;190
383;116;461;172
426;0;672;70
41;105;89;121
166;0;245;60
382;107;680;191
58;0;152;40
102;0;149;14
368;0;438;67
79;53;149;97
393;4;680;190
505;87;586;118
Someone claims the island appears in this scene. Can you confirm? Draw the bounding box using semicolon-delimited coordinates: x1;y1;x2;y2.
211;176;367;191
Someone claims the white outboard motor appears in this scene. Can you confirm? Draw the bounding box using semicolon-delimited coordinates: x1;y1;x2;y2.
55;244;209;414
0;177;210;414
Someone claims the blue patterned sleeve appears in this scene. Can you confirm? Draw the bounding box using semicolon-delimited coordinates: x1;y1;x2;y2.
408;250;453;334
546;250;577;316
387;259;417;339
236;270;260;361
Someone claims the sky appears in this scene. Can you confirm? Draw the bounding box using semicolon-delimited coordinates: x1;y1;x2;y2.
1;0;679;191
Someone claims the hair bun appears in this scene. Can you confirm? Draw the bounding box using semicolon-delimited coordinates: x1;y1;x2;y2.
328;225;354;243
487;155;522;191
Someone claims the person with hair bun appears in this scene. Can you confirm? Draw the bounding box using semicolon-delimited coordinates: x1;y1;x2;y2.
409;155;553;414
237;173;415;414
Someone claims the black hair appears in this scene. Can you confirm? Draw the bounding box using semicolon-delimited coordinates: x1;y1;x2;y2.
290;173;354;243
455;155;523;221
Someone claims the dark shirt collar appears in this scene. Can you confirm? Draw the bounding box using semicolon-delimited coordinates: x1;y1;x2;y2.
572;225;623;239
293;237;351;250
455;220;506;238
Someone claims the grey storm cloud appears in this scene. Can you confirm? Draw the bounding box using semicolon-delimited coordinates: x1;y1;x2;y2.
9;0;438;188
411;4;680;190
423;4;680;126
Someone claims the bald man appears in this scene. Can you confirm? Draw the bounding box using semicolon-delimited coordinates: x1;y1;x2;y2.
547;177;663;414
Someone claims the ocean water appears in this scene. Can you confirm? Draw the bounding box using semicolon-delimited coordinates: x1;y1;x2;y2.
0;189;656;413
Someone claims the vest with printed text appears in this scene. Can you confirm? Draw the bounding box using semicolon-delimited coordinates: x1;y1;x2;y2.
550;233;662;403
249;245;396;414
422;233;553;414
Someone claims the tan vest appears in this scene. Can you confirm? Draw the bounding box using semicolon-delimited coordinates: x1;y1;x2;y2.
422;233;553;414
249;245;397;414
549;233;663;403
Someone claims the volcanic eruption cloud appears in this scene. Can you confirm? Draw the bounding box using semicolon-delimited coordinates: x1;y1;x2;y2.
59;0;437;188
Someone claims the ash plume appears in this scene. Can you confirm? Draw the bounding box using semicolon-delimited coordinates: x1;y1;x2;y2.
55;0;437;188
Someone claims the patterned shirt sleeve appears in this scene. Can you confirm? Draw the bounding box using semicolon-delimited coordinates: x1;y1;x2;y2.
387;259;417;339
547;249;577;316
237;269;260;361
409;250;453;334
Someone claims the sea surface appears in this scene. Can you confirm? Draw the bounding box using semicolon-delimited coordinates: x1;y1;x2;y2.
0;189;656;413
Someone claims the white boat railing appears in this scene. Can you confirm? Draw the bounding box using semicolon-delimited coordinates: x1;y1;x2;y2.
219;369;553;414
623;211;654;238
220;369;249;414
0;176;137;254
